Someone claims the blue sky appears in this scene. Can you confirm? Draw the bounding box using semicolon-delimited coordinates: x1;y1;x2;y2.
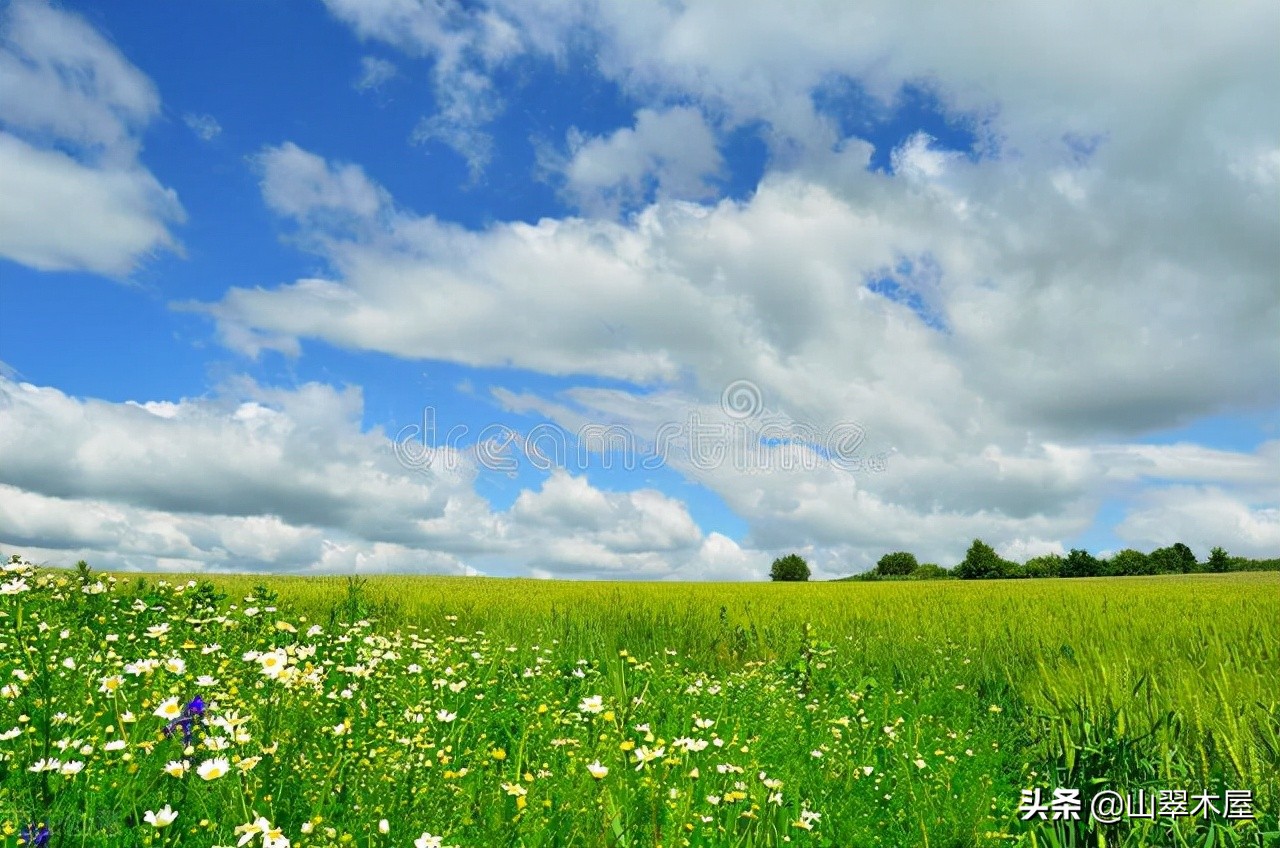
1;0;1277;578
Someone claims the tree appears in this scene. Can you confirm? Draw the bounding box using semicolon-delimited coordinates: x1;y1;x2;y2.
1208;546;1230;573
1023;553;1063;578
770;554;811;582
1107;548;1151;576
1150;543;1197;574
954;540;1010;580
912;563;950;580
875;551;919;577
1061;548;1101;578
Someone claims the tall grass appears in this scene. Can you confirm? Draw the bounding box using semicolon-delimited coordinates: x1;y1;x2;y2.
2;561;1275;846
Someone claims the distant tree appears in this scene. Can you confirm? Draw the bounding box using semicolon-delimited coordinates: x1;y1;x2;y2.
1107;548;1151;576
1172;542;1199;572
1023;553;1063;578
770;554;811;582
955;540;1010;580
912;563;950;580
876;551;919;577
1150;543;1197;574
1060;548;1101;578
1208;546;1230;573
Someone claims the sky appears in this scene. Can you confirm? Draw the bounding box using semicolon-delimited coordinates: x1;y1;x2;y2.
0;0;1277;580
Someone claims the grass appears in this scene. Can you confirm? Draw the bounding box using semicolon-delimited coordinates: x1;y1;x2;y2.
0;560;1276;847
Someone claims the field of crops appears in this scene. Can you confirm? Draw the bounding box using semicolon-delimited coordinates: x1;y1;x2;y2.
1;558;1276;847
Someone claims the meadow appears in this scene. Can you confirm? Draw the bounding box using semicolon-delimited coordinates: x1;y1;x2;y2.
0;558;1276;847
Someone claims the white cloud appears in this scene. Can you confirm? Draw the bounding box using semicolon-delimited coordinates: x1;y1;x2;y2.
185;126;1279;569
557;106;724;214
258;142;390;224
354;55;398;92
1116;485;1280;560
321;0;526;177
511;470;702;554
998;538;1067;562
0;134;183;275
0;374;777;579
0;0;183;275
409;67;500;178
890;132;961;181
183;113;222;141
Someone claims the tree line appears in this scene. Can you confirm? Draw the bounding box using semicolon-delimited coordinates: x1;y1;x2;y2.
837;541;1280;581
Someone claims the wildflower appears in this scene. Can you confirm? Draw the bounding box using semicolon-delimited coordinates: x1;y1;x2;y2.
792;808;822;830
197;757;230;781
586;760;609;779
165;657;186;675
98;675;124;694
435;710;456;723
914;757;927;769
18;823;50;846
144;806;178;828
578;695;604;714
155;698;183;720
633;745;665;770
164;760;188;778
415;835;444;848
59;760;84;776
378;819;389;834
236;815;290;848
258;649;288;678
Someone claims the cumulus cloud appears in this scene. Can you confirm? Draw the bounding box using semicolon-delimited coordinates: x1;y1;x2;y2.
0;374;773;579
1116;484;1280;560
0;0;183;275
555;106;724;214
183;121;1278;569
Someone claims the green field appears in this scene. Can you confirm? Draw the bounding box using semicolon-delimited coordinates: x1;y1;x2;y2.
1;559;1277;847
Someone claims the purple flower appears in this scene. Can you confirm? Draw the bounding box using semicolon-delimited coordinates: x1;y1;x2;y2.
20;823;51;847
163;695;206;745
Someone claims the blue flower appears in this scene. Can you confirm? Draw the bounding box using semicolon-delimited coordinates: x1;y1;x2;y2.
163;695;207;745
19;823;51;847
